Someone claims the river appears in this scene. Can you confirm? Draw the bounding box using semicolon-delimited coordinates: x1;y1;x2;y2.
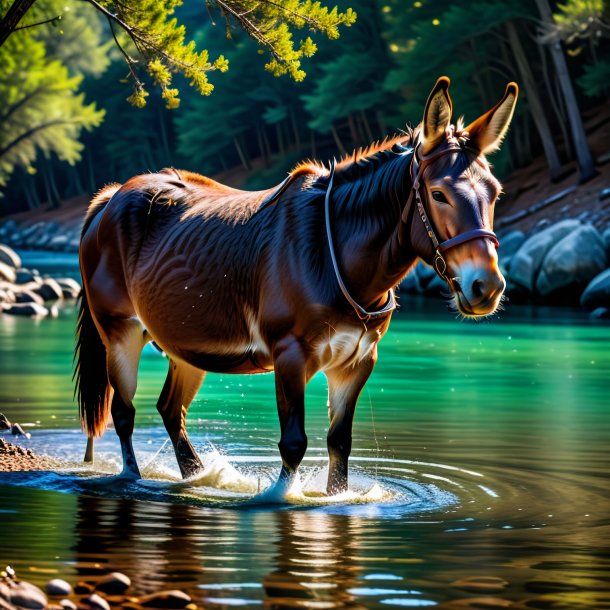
0;252;609;609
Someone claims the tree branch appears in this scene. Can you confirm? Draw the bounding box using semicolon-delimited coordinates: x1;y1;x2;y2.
0;119;82;158
14;13;61;31
0;0;39;47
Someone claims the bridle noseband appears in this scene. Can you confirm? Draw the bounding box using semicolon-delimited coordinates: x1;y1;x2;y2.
407;143;499;285
324;139;499;322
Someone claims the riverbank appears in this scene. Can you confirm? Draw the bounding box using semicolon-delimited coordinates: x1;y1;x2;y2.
0;438;58;472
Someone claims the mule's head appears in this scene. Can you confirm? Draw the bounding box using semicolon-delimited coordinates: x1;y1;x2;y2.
411;76;518;317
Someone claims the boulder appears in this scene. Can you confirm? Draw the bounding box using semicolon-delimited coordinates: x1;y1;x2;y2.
57;277;81;299
602;227;610;259
95;572;131;595
0;289;14;304
48;235;68;250
0;262;16;284
11;423;31;438
0;413;11;429
59;600;77;610
536;224;607;301
14;290;44;306
509;219;581;293
581;268;610;309
14;269;38;285
5;581;47;609
0;244;21;269
45;580;72;597
590;307;610;320
139;590;192;608
2;302;49;318
81;594;110;610
33;278;63;302
497;229;525;272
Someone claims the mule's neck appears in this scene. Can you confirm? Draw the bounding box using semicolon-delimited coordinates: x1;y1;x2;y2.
329;149;423;311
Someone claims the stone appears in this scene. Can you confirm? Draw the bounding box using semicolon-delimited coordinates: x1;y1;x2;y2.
422;273;447;298
7;581;47;609
56;278;81;300
81;593;110;610
497;229;525;272
0;289;14;304
509;219;581;293
0;262;16;284
33;279;63;302
581;268;610;309
413;260;436;288
602;227;610;259
0;245;21;269
590;307;610;320
14;270;37;285
0;413;11;429
95;572;131;595
536;224;607;300
400;270;421;294
1;303;49;318
13;291;44;306
11;423;31;439
45;579;72;596
59;600;77;610
139;590;192;608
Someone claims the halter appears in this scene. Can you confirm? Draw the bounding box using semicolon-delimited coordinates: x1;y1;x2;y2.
324;139;499;322
407;142;499;285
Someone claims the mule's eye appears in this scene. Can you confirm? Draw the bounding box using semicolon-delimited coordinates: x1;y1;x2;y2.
431;190;449;203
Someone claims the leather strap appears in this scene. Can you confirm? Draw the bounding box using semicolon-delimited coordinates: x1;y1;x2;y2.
325;160;396;322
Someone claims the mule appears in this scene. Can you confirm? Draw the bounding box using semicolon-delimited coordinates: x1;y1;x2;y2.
74;77;518;494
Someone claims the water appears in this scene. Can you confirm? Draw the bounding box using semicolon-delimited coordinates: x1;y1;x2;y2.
1;252;609;608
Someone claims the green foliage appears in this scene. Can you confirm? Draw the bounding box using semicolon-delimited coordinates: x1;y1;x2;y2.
0;1;104;187
546;0;608;44
577;59;610;97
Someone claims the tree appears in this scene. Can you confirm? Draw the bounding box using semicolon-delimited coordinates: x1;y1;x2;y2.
0;8;104;187
0;0;356;107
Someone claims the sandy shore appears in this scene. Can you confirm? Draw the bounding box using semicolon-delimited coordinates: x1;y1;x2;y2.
0;437;58;472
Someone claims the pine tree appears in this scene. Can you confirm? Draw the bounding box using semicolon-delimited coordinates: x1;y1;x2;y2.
0;6;104;187
0;0;356;107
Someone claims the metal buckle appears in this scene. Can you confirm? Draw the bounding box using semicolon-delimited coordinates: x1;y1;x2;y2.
433;251;447;279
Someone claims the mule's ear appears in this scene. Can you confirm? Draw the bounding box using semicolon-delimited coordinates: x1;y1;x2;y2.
465;83;519;155
421;76;453;155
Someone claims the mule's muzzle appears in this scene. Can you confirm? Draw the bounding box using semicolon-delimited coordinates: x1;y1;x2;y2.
454;268;506;316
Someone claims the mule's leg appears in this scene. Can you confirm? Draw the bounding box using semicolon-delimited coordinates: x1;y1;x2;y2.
84;436;94;463
274;339;308;491
156;359;205;478
105;318;147;480
325;356;376;495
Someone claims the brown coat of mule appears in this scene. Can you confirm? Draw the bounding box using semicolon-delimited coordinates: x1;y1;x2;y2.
75;77;517;494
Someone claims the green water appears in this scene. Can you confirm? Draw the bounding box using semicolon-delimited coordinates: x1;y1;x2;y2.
1;274;610;608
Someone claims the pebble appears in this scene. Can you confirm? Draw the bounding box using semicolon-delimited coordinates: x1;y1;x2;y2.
81;593;110;610
59;600;77;610
74;582;94;595
95;572;131;595
139;590;192;608
6;581;48;609
10;423;31;439
0;413;11;430
46;579;72;596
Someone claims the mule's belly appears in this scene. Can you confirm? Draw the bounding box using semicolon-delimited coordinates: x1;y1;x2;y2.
173;346;273;374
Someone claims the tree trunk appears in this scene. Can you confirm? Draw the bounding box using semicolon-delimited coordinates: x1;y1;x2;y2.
534;0;597;182
289;107;301;151
360;110;374;141
505;21;563;181
0;0;38;47
233;136;250;170
330;125;346;157
275;123;284;155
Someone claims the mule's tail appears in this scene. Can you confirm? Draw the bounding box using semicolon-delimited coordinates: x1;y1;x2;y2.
73;184;121;437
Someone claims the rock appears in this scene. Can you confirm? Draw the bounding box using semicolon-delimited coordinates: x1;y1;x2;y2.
73;582;94;595
581;268;610;309
2;303;49;318
11;423;31;439
0;245;21;269
81;593;110;610
0;262;16;284
13;291;44;306
95;572;131;595
139;590;192;608
14;269;38;285
56;278;81;300
602;227;610;259
45;579;72;597
48;235;68;250
59;600;77;610
32;279;63;302
536;224;607;300
400;270;422;294
590;307;610;320
422;273;447;298
0;413;11;429
497;229;525;273
0;289;14;304
509;219;581;293
6;581;47;609
413;260;436;288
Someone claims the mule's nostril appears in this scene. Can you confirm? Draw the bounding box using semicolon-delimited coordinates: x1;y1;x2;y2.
472;279;485;299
